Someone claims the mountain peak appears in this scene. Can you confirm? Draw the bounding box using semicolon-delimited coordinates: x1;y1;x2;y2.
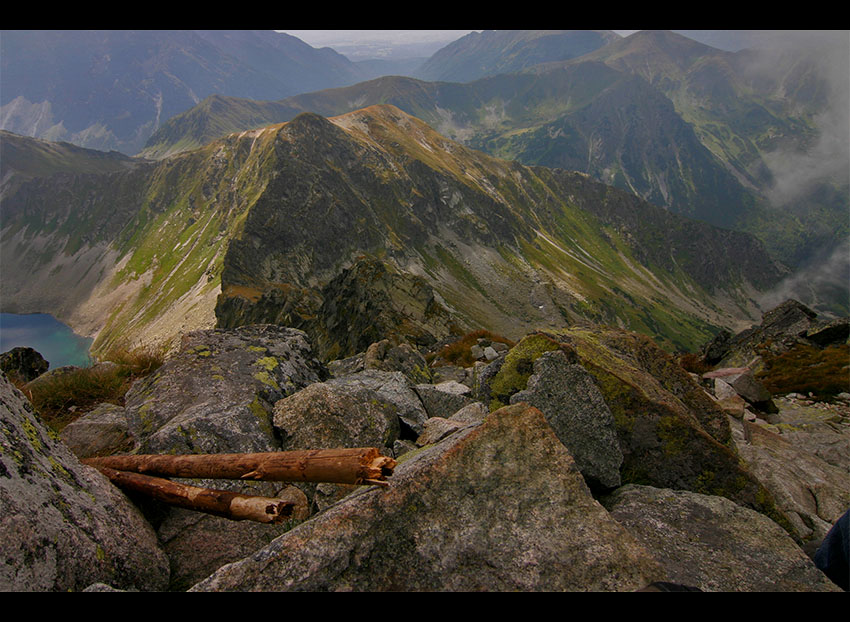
584;29;726;78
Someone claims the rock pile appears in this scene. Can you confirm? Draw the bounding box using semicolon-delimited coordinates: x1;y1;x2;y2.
2;314;847;591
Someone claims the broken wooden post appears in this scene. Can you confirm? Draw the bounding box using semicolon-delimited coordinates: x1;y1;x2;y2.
92;465;295;523
82;447;397;486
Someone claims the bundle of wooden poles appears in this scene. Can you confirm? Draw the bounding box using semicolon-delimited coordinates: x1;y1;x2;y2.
83;448;397;524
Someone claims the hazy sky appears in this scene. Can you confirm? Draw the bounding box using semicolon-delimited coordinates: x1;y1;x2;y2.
283;30;639;47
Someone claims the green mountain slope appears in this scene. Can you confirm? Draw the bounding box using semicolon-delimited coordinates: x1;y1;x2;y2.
2;106;785;360
140;31;847;283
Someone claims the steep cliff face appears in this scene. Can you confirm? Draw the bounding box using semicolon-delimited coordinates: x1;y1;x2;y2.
1;105;785;360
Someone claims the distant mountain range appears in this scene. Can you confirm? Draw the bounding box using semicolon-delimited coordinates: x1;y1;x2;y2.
412;30;621;82
0;30;370;154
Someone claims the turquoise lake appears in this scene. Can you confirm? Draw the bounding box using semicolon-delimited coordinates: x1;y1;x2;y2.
0;313;93;369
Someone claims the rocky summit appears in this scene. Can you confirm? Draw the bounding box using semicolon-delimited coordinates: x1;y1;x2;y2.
2;306;847;591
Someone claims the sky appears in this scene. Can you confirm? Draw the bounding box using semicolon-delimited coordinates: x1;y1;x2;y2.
283;30;639;48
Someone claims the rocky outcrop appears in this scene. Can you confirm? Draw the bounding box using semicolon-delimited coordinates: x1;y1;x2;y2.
5;321;843;592
190;403;667;592
700;299;847;371
603;485;841;592
0;346;49;383
0;372;169;591
486;327;792;531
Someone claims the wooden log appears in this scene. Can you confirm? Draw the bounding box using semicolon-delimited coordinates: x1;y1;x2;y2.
92;466;294;523
82;447;397;486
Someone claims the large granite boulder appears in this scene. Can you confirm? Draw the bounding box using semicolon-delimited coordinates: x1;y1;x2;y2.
124;324;327;454
275;369;429;446
731;416;850;543
190;403;666;592
603;485;841;592
0;372;169;591
510;350;623;491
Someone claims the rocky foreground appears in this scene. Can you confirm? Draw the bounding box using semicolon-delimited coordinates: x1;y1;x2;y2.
1;304;848;591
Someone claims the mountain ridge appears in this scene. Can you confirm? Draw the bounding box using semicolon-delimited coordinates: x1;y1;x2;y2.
2;105;786;360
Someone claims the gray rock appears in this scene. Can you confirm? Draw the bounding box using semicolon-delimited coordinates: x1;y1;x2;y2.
60;402;133;459
362;339;433;384
450;401;489;424
191;403;666;592
510;350;622;490
273;375;403;452
806;317;850;347
124;324;326;455
431;364;468;385
705;367;775;411
470;354;505;404
0;373;169;592
483;346;499;361
326;352;365;377
0;347;49;382
414;381;476;419
118;325;326;590
732;417;850;543
416;416;470;446
603;485;841;592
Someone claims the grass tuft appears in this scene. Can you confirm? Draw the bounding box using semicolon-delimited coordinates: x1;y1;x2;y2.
16;344;166;432
433;329;516;368
755;343;849;398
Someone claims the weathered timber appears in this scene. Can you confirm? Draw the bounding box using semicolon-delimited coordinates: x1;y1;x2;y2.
92;466;294;523
82;447;397;486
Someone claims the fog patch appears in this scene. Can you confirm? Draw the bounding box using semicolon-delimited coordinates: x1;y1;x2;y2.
758;237;850;317
740;31;850;208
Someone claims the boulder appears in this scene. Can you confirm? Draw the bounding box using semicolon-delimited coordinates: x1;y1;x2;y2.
190;403;666;592
416;416;470;446
0;347;49;383
704;367;775;412
273;375;403;453
60;402;133;459
450;401;489;424
732;417;850;543
413;381;476;419
275;369;428;445
493;328;792;533
0;372;169;591
362;339;433;384
510;350;623;490
124;324;326;455
603;485;841;592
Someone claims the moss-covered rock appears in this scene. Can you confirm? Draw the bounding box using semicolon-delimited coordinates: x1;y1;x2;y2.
488;325;795;536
